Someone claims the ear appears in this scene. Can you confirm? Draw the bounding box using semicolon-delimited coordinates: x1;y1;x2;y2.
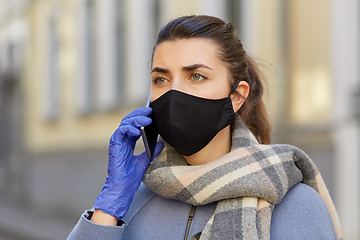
230;81;249;113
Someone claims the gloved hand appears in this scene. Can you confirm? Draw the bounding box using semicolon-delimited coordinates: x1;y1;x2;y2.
94;107;164;220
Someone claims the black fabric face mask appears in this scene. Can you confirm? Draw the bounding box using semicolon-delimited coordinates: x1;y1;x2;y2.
150;82;239;156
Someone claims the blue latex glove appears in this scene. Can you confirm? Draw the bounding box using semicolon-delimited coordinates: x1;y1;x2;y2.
94;107;164;220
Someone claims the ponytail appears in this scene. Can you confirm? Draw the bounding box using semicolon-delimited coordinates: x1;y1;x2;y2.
238;55;271;144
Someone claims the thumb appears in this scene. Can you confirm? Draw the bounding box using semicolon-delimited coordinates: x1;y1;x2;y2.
136;141;164;168
151;141;164;161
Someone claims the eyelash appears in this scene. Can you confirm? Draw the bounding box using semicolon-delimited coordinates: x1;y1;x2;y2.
152;72;208;85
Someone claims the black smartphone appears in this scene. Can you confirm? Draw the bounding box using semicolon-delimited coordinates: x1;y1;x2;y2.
140;96;158;159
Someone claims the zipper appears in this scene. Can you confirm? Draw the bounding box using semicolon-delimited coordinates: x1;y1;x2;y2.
184;205;197;240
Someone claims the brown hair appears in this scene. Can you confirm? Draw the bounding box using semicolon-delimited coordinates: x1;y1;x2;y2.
152;15;271;144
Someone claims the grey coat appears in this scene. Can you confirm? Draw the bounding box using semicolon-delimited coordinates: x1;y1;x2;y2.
67;183;337;240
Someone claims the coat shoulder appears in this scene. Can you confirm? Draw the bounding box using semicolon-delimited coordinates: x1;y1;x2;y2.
271;183;337;240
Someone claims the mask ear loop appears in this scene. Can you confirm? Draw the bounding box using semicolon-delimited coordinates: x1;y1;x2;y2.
230;81;240;95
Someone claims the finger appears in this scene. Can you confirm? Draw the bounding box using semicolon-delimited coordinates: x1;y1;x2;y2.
121;115;152;128
136;141;164;166
117;125;141;137
111;125;141;145
121;107;152;123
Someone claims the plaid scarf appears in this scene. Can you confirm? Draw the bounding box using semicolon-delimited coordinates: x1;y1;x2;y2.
143;116;342;240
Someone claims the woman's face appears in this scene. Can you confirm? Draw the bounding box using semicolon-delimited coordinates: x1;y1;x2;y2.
151;38;232;101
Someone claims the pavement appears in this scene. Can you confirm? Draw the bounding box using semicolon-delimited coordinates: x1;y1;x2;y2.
0;202;77;240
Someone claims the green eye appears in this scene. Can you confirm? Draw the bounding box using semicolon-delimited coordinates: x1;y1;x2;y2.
155;77;166;84
192;74;201;81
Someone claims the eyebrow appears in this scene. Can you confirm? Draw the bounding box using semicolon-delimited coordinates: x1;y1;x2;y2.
182;63;212;71
151;67;169;74
151;63;212;73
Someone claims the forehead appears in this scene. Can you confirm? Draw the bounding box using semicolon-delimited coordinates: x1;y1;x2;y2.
152;38;222;67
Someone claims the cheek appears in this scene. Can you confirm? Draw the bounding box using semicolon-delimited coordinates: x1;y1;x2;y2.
207;79;232;99
150;87;167;102
193;84;230;100
209;68;233;98
150;88;158;102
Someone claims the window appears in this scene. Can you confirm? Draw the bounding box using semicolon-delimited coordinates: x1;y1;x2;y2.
115;0;125;107
96;0;121;111
44;12;60;120
78;0;127;113
200;0;227;20
226;0;241;33
121;0;155;106
77;0;97;115
77;0;159;112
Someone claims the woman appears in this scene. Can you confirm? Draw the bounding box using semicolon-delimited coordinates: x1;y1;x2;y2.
68;15;342;240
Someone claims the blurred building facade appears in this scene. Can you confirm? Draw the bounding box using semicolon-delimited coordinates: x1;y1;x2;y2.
0;0;359;239
0;0;28;211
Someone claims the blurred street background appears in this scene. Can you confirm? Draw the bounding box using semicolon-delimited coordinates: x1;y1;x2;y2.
0;0;359;239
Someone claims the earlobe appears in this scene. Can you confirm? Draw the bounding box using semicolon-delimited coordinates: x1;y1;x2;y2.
231;81;249;113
